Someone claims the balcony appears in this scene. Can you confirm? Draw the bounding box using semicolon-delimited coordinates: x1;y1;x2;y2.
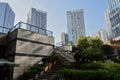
9;22;53;37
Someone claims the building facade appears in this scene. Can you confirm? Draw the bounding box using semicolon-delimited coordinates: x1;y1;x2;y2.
0;3;15;34
104;9;112;39
95;29;108;43
67;9;85;45
107;0;120;14
27;8;47;35
0;22;54;80
61;32;68;45
105;0;120;38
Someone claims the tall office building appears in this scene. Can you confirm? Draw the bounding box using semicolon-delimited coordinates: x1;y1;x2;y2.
104;9;112;38
27;8;47;34
105;0;120;38
61;32;68;45
0;3;15;34
96;29;108;43
67;9;85;45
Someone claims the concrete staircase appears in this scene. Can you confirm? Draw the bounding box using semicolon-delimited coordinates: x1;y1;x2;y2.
59;53;75;63
55;46;75;63
37;46;74;80
38;64;64;80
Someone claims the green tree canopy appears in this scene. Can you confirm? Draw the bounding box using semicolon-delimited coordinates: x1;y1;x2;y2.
77;36;105;62
77;36;90;51
101;45;114;59
82;48;105;62
78;36;103;51
90;37;103;48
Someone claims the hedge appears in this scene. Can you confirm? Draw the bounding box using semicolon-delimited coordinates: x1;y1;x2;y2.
57;68;120;80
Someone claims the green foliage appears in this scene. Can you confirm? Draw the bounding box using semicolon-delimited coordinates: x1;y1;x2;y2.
80;62;110;70
101;45;114;59
72;61;114;70
77;36;103;51
73;53;81;61
50;51;61;62
112;57;120;63
72;46;79;52
90;37;103;48
42;51;61;64
56;66;120;80
81;48;105;62
22;64;44;80
77;36;90;51
76;36;105;62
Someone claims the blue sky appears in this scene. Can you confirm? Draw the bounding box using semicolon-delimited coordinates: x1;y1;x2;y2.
0;0;108;44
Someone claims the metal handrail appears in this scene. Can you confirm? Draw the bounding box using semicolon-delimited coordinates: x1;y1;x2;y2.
0;26;10;34
9;22;53;37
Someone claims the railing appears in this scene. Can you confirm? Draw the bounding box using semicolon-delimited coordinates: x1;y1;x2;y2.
56;41;68;47
9;22;53;37
55;42;74;62
55;46;74;62
0;26;10;34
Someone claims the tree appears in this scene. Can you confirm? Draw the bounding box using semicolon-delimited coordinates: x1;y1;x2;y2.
77;36;105;62
101;45;114;59
77;36;103;52
77;36;90;52
74;53;81;62
90;37;103;48
81;48;105;62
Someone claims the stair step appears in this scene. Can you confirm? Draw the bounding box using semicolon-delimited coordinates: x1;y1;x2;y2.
44;74;55;77
38;64;65;80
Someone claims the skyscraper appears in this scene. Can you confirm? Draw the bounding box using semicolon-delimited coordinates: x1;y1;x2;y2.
0;3;15;34
27;8;47;34
67;9;85;45
105;0;120;38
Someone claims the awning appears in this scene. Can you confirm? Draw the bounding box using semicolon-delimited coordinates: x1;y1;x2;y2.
0;59;19;67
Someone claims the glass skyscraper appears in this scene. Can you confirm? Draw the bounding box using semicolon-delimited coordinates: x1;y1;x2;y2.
0;3;15;34
67;9;85;45
105;0;120;38
27;8;47;35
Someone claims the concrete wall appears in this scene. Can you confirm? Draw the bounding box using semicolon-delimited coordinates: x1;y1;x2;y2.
11;28;54;80
17;28;54;45
0;33;7;45
5;29;17;60
8;29;17;42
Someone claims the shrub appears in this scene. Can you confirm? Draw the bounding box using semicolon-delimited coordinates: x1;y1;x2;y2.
57;68;120;80
55;62;120;80
50;51;61;62
80;62;111;70
73;53;81;61
22;64;44;80
81;48;105;62
101;45;114;58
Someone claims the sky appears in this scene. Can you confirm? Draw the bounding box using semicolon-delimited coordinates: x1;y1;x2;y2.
0;0;108;44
